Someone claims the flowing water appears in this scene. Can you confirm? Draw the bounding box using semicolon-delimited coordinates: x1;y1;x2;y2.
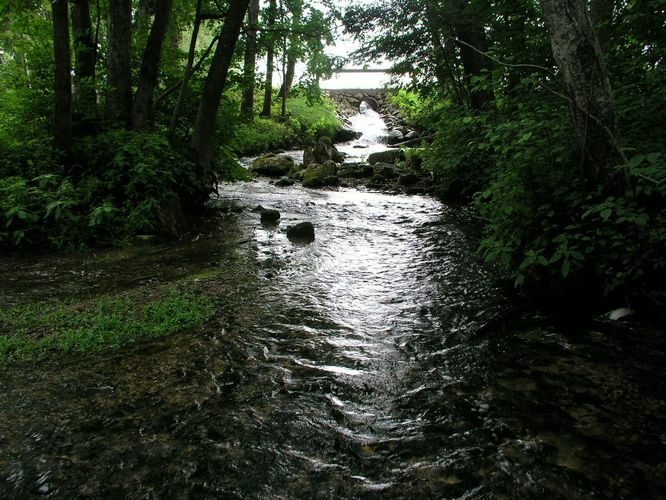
0;110;665;498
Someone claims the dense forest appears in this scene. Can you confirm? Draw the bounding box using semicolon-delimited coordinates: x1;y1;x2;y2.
1;0;665;307
1;0;341;243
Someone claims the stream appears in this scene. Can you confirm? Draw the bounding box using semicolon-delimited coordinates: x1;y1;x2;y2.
0;107;665;498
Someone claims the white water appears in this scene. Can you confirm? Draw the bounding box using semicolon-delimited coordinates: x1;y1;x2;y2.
337;105;390;160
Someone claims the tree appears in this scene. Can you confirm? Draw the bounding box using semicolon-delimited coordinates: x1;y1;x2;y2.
261;0;277;117
190;0;250;189
278;0;304;108
132;0;174;130
241;0;260;117
70;0;97;120
105;0;132;126
449;0;495;110
168;0;204;139
589;0;615;58
540;0;623;188
52;0;72;149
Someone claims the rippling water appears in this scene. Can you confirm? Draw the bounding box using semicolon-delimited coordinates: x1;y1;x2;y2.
1;113;665;498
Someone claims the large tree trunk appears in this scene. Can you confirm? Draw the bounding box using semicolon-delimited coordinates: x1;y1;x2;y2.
169;0;204;138
261;0;277;117
540;0;623;188
105;0;132;126
589;0;615;58
70;0;97;120
132;0;174;130
190;0;250;190
451;0;494;110
52;0;72;149
240;0;260;117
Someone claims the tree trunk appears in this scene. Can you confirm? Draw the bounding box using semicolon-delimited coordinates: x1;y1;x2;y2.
278;51;297;104
424;0;464;104
451;0;494;110
540;0;623;188
106;0;133;126
132;0;174;130
190;0;250;189
261;0;277;117
278;1;302;104
240;0;260;117
169;0;204;138
70;0;97;120
52;0;72;149
589;0;614;58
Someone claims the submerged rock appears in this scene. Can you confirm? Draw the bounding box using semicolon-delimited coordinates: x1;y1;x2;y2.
250;154;294;177
302;160;338;188
287;222;315;243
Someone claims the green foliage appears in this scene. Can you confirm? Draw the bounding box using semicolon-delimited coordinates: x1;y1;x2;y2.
0;290;213;364
222;92;341;156
228;116;300;156
0;130;200;249
477;144;666;296
389;89;444;132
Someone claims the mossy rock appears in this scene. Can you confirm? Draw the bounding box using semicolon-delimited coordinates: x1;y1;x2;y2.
250;154;295;177
302;160;338;188
367;149;405;165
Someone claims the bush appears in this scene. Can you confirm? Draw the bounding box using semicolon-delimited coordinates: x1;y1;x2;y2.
0;130;201;250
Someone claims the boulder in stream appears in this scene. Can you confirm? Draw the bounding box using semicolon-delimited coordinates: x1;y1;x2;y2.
337;162;374;178
335;127;361;143
303;137;344;166
374;162;402;179
275;177;295;187
367;149;405;165
387;129;405;145
250;154;295;177
302;160;338;188
287;222;315;243
260;209;281;225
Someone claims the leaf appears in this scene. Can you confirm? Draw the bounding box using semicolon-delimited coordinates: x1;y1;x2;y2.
561;259;571;278
600;208;612;221
514;274;525;287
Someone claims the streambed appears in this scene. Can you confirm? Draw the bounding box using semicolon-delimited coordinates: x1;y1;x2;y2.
0;109;664;498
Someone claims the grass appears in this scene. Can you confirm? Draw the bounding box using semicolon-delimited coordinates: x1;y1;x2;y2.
0;290;214;365
222;92;343;157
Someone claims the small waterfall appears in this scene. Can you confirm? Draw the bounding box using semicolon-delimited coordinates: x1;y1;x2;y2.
337;105;391;160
